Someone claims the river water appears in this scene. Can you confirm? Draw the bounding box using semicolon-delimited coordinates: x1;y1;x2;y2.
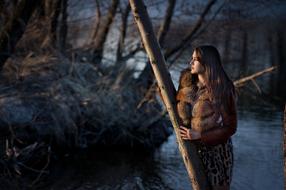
36;97;283;190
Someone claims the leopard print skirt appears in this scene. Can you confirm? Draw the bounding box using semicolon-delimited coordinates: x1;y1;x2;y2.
196;139;233;186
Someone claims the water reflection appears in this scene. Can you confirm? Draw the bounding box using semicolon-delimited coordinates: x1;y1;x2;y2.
38;101;283;190
231;105;283;190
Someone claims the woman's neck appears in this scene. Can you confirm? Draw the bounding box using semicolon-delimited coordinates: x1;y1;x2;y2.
198;74;206;86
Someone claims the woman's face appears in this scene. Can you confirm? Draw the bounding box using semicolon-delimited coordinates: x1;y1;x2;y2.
190;50;205;74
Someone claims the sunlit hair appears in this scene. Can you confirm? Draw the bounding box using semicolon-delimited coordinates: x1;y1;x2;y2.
193;45;235;110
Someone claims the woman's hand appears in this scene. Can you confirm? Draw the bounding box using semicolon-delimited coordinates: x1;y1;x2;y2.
179;126;201;140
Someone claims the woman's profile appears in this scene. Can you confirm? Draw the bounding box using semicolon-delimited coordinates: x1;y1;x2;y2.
178;45;237;190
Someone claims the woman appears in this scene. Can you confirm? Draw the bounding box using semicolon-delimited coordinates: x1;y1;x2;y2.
179;45;237;190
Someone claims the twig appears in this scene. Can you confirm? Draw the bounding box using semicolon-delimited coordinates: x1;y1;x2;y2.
168;0;226;67
250;78;262;94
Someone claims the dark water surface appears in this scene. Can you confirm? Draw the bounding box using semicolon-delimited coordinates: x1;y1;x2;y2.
35;99;284;190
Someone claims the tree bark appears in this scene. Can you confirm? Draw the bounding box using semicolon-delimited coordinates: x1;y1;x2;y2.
135;0;177;89
0;0;40;70
92;0;119;64
129;0;210;189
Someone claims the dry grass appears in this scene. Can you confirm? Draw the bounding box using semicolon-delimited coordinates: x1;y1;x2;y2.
0;17;172;178
0;50;171;150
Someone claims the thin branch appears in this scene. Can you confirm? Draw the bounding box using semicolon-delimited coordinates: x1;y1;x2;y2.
116;2;131;62
91;0;101;42
168;1;226;67
251;78;262;94
164;0;217;59
156;0;176;48
234;66;277;87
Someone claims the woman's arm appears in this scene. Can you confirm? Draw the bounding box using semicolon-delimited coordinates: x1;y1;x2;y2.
201;115;236;145
201;100;237;146
180;97;237;145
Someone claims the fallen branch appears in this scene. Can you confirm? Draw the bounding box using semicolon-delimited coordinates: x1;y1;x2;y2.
234;66;277;87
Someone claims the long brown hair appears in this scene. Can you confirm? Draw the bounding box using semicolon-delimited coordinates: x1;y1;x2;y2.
194;45;235;110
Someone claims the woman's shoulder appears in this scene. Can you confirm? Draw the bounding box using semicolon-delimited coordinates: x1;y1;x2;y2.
178;68;193;89
176;87;196;103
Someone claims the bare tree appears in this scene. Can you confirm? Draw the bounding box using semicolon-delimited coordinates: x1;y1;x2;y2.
164;0;217;59
92;0;119;64
156;0;176;48
116;2;131;63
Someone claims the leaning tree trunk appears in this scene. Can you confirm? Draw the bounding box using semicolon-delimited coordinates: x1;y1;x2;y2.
0;0;40;70
129;0;210;189
135;0;176;90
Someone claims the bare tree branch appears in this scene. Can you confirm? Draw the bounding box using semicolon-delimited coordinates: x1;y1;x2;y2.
164;0;217;59
92;0;119;64
116;2;131;62
168;0;225;67
234;66;277;87
91;0;101;42
156;0;176;48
